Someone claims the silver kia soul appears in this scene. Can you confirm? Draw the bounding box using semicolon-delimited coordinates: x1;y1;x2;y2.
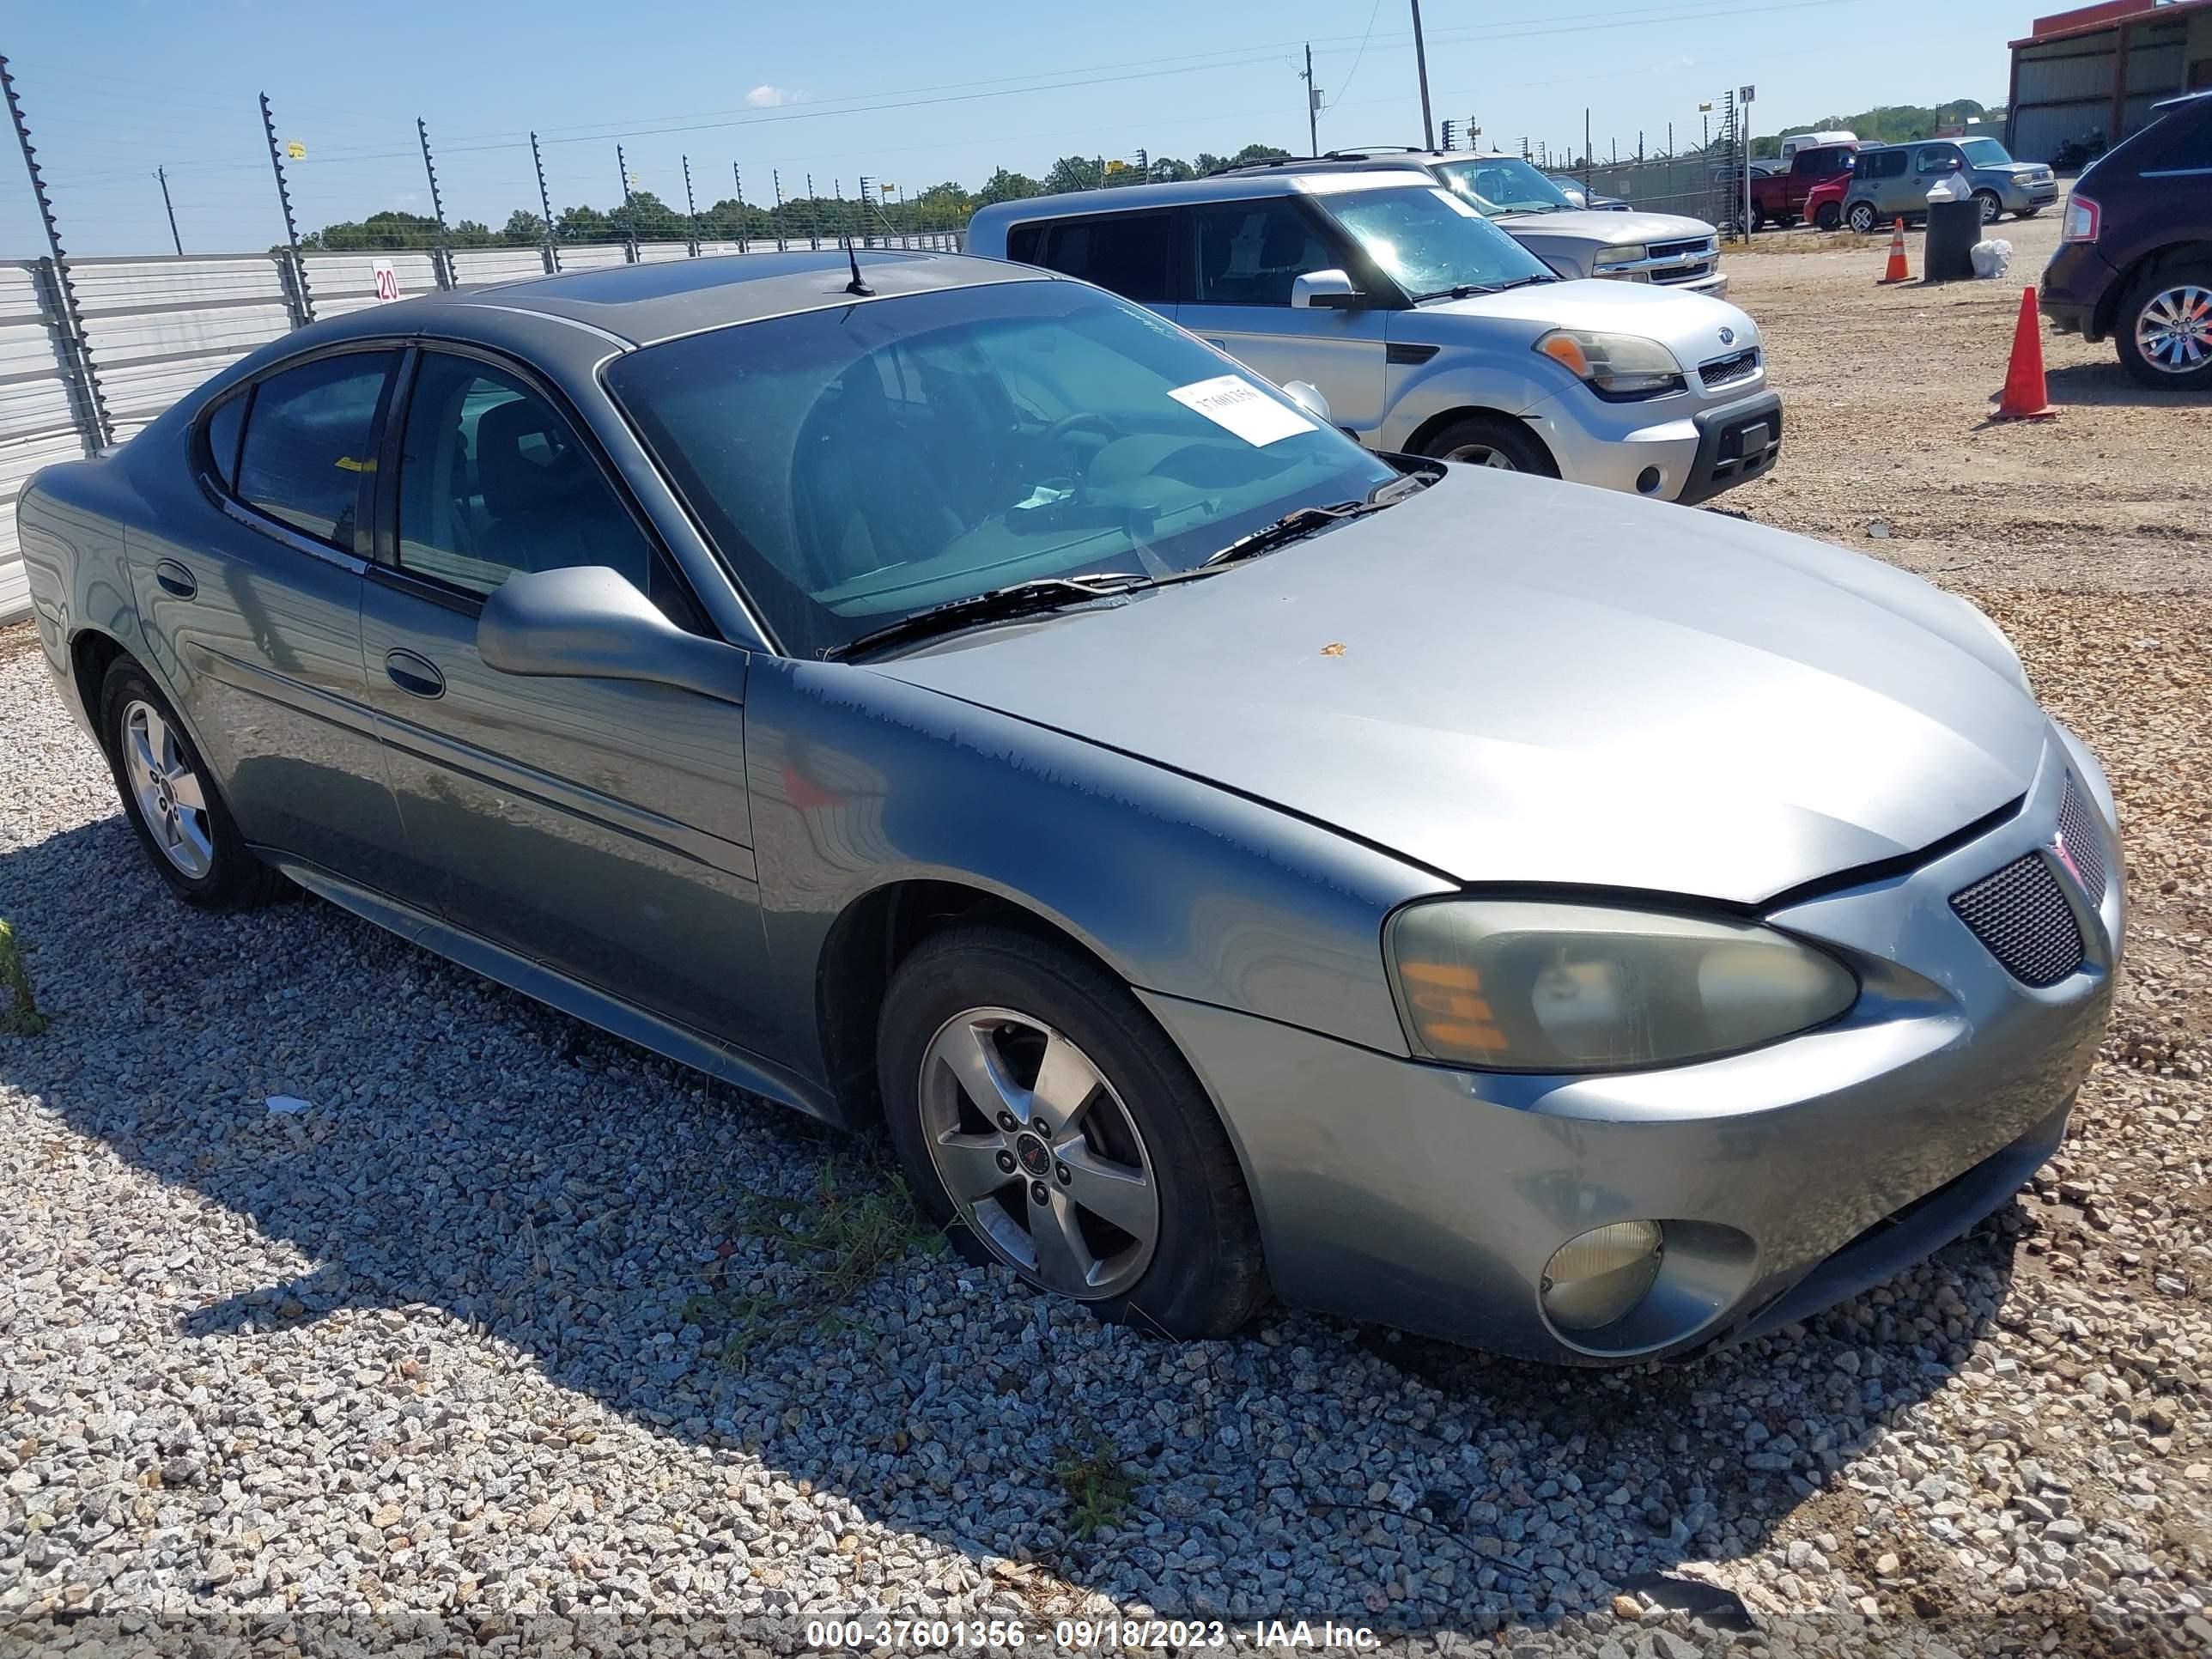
967;170;1781;504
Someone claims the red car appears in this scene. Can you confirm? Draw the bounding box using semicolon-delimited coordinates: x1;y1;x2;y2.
1802;170;1851;231
1747;143;1856;229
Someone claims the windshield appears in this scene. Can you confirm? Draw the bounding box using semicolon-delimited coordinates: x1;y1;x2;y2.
1959;137;2015;167
604;280;1396;657
1432;156;1576;216
1319;185;1556;302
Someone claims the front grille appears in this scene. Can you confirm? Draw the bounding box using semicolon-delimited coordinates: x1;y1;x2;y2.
1654;260;1716;286
1699;347;1761;388
2055;775;2106;905
1950;854;2086;988
1649;236;1717;286
1650;237;1713;261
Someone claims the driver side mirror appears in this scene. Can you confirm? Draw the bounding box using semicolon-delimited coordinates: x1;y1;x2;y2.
1279;380;1334;425
1292;269;1370;310
477;565;746;705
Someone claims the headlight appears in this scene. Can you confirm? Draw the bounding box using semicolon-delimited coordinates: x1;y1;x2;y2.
1591;244;1648;268
1386;900;1857;1072
1534;329;1685;399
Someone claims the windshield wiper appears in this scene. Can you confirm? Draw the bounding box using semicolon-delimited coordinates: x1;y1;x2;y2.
826;573;1144;660
1416;272;1558;301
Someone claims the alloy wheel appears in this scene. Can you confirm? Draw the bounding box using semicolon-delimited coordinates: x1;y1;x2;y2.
917;1006;1159;1300
1442;443;1517;470
119;700;214;878
1848;204;1876;234
2135;284;2212;375
1977;191;2002;224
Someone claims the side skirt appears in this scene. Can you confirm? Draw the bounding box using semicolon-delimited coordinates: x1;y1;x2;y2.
264;854;842;1125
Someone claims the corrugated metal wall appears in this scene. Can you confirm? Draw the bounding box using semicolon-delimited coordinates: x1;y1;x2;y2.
0;231;963;624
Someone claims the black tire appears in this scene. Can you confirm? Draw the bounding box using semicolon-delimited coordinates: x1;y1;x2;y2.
878;924;1268;1339
1974;190;2002;225
2017;206;2041;219
1846;201;1879;234
98;656;287;911
1749;206;1767;234
1418;414;1559;476
1813;203;1841;232
2115;262;2212;392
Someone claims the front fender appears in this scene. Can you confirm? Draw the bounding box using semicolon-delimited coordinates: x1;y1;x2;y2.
1376;355;1565;450
743;656;1450;1089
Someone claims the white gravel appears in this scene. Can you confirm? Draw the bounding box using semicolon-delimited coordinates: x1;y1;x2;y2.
3;438;2212;1656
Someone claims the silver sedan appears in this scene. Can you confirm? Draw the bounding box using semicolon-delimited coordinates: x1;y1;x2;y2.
20;248;2119;1363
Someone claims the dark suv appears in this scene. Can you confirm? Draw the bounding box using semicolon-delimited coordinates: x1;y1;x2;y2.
2042;89;2212;390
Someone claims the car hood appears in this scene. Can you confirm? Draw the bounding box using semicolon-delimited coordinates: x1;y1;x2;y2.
871;471;2049;906
1498;208;1714;246
1398;277;1759;357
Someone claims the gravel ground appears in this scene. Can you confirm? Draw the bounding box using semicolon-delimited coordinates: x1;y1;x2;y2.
3;222;2211;1659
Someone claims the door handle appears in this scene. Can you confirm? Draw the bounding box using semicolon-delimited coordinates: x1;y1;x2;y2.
153;559;198;599
384;649;445;699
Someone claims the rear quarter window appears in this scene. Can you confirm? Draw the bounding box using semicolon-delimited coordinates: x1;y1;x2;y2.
1005;222;1042;264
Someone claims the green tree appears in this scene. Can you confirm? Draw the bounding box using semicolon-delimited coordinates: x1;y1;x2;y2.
975;167;1041;205
500;209;547;246
556;203;617;244
450;219;497;248
1042;155;1104;194
1148;155;1195;182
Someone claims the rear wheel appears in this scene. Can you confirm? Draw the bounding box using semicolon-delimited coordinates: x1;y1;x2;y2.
878;926;1267;1337
1419;414;1558;476
1749;206;1768;234
98;657;286;910
1846;200;1880;234
2116;264;2212;391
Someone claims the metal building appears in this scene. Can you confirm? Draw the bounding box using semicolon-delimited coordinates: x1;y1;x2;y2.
2008;0;2212;161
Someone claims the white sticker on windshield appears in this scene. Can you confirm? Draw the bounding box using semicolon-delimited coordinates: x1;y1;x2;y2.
1167;374;1317;447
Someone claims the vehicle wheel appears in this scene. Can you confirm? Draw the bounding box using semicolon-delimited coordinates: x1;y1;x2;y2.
1974;190;2002;225
98;657;286;910
2116;264;2212;391
1420;414;1558;475
1814;203;1841;231
1846;201;1879;234
2017;206;2042;219
878;925;1268;1337
1749;207;1767;234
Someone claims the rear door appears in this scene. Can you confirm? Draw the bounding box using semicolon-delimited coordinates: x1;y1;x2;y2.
130;348;412;891
1177;196;1389;437
1026;210;1182;323
356;344;777;1049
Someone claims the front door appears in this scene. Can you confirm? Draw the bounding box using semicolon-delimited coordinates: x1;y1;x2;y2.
1176;198;1389;439
356;346;776;1050
128;348;411;891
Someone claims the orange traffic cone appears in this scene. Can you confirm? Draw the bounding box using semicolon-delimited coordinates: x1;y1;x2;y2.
1879;218;1910;284
1991;285;2055;421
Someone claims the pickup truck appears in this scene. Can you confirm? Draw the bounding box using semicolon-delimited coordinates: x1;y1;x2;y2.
1747;143;1856;231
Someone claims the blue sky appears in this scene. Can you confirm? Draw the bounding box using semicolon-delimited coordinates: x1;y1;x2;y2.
6;0;2037;256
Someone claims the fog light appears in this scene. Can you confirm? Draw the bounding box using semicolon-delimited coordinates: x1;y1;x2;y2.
1636;465;1662;495
1541;1221;1665;1331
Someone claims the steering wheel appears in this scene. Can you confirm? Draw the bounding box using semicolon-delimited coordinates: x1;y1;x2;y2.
1041;411;1124;450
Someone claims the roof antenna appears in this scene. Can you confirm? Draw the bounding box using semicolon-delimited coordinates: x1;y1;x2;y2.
842;235;873;297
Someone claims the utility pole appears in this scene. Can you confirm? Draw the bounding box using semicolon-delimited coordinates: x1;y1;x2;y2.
531;131;559;271
1302;42;1319;155
1409;0;1435;149
155;166;182;254
806;172;817;249
1584;108;1593;191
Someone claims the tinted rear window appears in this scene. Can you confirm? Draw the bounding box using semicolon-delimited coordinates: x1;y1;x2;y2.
1036;213;1175;304
234;352;396;550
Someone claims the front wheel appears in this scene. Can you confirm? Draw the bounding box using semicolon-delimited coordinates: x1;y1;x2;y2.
878;926;1268;1337
1974;190;2002;225
1419;414;1558;476
2017;206;2042;219
2116;264;2212;391
1814;203;1841;232
1846;201;1880;234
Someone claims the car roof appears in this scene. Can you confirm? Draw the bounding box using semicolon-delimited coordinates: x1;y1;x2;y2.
295;248;1052;351
967;168;1443;223
2152;88;2212;115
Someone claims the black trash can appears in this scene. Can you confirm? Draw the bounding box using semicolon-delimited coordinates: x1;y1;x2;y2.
1924;197;1982;283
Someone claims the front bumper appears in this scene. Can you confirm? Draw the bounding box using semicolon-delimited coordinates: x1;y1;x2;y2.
1521;385;1780;504
2007;179;2061;212
1145;732;2120;1364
